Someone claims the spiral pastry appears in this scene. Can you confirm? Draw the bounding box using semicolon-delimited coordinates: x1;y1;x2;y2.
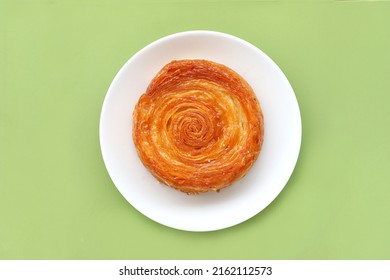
133;60;264;194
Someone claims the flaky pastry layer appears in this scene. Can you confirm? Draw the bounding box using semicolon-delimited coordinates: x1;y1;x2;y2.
133;60;264;194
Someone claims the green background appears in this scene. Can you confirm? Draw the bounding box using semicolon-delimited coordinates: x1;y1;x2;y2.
1;0;390;260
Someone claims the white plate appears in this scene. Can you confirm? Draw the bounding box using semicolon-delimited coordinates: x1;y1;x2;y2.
100;31;301;232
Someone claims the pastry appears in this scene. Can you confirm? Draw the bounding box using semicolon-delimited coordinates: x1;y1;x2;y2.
133;59;264;194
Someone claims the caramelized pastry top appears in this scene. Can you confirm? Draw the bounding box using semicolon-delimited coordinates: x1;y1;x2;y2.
133;59;264;194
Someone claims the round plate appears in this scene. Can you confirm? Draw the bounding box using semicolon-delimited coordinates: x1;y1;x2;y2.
100;31;301;232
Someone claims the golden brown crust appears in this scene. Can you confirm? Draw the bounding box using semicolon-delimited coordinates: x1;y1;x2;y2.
133;60;264;194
